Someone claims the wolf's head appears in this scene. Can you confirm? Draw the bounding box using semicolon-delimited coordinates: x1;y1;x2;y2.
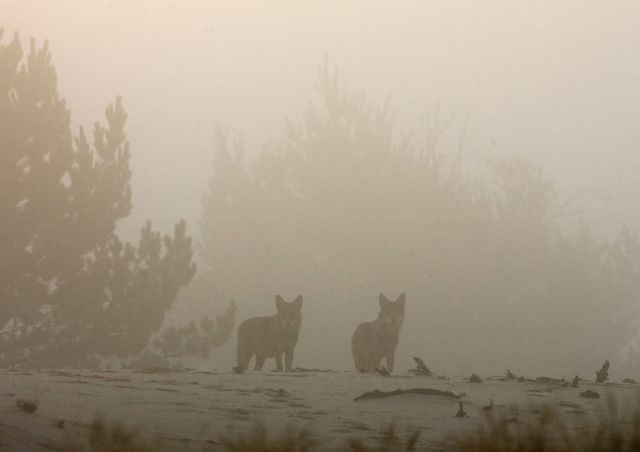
275;294;303;334
377;293;406;329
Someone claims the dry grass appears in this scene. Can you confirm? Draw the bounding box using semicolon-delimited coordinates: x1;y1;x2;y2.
217;420;315;452
15;397;38;414
449;398;640;452
64;418;158;452
54;397;640;452
346;423;420;451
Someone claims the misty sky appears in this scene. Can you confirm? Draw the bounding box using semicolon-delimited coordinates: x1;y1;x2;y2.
4;0;640;241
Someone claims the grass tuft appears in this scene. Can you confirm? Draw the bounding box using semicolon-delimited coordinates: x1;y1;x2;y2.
347;423;420;451
218;420;315;452
15;397;38;414
65;417;158;452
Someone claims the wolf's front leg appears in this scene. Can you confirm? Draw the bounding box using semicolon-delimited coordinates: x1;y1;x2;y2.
284;348;295;371
254;355;266;371
275;353;284;371
385;352;395;373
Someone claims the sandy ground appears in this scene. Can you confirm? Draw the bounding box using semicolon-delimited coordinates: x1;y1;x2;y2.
0;367;638;451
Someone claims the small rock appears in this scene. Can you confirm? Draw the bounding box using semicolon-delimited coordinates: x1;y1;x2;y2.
469;373;482;383
579;389;600;399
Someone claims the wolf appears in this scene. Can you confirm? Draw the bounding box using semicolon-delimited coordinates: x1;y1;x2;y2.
351;293;406;372
236;295;303;371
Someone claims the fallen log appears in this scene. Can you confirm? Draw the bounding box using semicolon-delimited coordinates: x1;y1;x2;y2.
354;388;460;401
535;376;568;386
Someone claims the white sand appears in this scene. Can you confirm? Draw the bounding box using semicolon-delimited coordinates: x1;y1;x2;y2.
0;368;637;450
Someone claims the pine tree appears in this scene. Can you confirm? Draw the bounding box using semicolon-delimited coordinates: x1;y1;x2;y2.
0;31;196;367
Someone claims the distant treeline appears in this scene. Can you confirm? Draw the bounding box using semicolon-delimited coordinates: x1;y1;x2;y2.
1;31;638;372
197;62;640;374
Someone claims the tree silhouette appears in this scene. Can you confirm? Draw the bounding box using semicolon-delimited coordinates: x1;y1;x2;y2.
0;32;195;367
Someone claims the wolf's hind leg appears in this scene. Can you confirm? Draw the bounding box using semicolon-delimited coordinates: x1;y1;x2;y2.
385;352;395;373
284;348;294;371
236;345;251;371
254;355;266;371
241;352;253;370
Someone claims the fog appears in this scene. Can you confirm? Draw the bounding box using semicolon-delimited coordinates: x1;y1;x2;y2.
7;0;640;235
3;0;640;378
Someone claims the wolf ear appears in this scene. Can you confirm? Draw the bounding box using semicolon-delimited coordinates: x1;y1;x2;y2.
293;295;303;309
379;293;389;308
275;294;285;310
396;293;406;308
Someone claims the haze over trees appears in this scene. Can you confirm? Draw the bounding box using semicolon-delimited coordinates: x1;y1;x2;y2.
1;27;639;375
0;32;209;367
199;62;640;375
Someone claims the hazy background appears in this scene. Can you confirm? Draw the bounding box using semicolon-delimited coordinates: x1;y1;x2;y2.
4;0;640;375
5;0;640;238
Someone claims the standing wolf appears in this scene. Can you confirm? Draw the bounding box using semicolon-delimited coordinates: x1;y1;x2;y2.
236;295;303;371
351;293;406;372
